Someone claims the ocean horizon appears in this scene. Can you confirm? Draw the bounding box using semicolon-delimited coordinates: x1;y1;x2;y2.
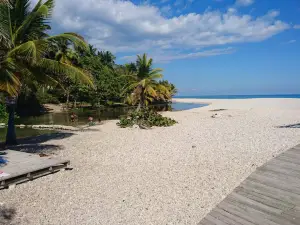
174;94;300;99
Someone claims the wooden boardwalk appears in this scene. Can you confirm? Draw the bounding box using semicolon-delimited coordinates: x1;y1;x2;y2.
0;150;69;189
199;144;300;225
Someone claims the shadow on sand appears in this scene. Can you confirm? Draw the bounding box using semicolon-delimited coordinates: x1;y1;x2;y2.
1;132;75;154
0;206;16;225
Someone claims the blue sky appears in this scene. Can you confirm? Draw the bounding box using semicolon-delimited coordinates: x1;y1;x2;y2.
35;0;300;95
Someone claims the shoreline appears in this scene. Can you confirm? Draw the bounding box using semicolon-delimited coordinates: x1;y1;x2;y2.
172;98;300;111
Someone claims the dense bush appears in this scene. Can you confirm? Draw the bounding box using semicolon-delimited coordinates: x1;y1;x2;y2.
117;108;177;128
36;88;60;104
0;104;8;124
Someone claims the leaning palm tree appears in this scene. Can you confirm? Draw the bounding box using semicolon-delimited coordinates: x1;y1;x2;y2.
0;0;93;145
123;54;170;111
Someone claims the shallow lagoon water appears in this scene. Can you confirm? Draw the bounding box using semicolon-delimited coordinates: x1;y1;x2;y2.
0;102;207;141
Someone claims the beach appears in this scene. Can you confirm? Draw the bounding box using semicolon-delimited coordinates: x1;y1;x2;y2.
1;98;300;225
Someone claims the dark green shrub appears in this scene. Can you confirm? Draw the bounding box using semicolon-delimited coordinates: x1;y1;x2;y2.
117;108;177;128
0;104;8;124
36;88;60;104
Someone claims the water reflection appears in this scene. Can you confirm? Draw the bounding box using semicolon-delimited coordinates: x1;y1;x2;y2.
15;102;207;126
0;102;207;141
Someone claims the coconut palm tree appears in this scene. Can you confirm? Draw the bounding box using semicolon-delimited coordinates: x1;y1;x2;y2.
98;51;116;68
158;80;177;98
0;0;93;145
123;54;170;111
53;39;81;107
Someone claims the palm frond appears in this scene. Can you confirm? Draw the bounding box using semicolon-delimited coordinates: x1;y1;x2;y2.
145;86;157;98
121;81;139;95
8;40;48;64
149;68;163;74
120;74;137;81
12;0;54;44
0;69;21;96
31;0;43;12
10;0;31;31
47;33;88;51
37;58;94;87
148;73;163;80
0;0;12;8
140;79;147;88
0;2;12;48
21;66;59;88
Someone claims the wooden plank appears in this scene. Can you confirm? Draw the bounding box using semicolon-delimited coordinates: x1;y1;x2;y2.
200;218;216;225
277;155;300;165
199;144;300;225
255;168;300;186
276;150;300;162
248;173;300;195
212;208;256;225
218;200;282;225
235;187;295;211
205;214;229;225
240;179;300;205
288;145;300;152
258;164;300;179
1;150;69;181
227;192;283;215
220;198;298;225
281;206;300;222
283;150;300;158
266;159;300;173
0;150;69;188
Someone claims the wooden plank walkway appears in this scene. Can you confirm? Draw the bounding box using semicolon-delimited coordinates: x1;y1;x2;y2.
199;144;300;225
0;150;69;189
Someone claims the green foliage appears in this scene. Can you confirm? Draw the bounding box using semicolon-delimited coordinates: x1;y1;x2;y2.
36;87;60;104
0;0;93;97
122;54;172;108
158;80;177;97
0;103;8;123
117;108;177;128
77;51;129;106
0;0;177;120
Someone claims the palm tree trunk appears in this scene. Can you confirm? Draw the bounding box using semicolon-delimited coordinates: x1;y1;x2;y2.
66;91;70;109
5;97;17;146
137;102;142;111
137;88;145;111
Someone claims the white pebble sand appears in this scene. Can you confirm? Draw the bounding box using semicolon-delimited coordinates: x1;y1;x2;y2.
1;98;300;225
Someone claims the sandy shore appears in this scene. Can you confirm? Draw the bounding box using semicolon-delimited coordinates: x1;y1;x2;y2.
1;98;300;225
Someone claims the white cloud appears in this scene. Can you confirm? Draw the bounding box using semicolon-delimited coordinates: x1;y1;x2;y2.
287;40;296;44
51;0;289;60
294;25;300;29
235;0;254;7
121;47;235;63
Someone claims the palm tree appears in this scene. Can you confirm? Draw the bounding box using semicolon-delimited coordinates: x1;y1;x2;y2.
98;51;116;68
54;39;81;107
158;80;177;98
0;0;93;145
55;40;80;65
123;54;170;111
